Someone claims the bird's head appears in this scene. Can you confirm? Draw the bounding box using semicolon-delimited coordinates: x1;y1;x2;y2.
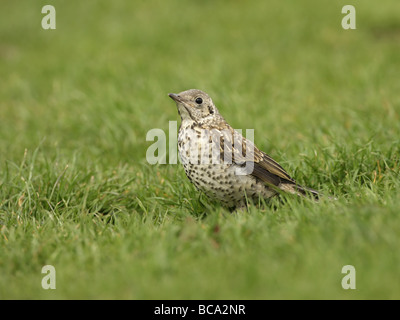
168;89;220;124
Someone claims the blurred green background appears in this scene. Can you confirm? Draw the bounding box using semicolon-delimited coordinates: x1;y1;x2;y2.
1;0;399;299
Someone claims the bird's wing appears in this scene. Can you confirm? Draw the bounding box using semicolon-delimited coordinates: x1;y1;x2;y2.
227;129;296;186
207;127;295;186
251;151;295;185
210;128;319;198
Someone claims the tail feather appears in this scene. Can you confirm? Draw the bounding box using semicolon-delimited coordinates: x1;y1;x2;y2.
289;184;337;201
279;183;320;200
294;185;320;200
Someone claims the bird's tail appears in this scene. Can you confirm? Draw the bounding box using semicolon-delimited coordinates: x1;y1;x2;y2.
279;182;337;201
279;182;320;200
294;184;320;200
294;184;338;200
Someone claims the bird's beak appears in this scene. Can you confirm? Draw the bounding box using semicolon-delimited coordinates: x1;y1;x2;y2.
168;93;183;102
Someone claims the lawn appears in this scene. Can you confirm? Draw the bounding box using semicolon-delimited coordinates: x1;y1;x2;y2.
1;0;400;299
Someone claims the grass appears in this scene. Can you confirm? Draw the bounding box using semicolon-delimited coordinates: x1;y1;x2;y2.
1;0;400;299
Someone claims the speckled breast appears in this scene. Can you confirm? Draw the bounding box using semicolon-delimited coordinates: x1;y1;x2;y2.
177;122;276;207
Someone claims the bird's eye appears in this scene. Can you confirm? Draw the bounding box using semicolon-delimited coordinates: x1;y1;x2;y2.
195;97;203;104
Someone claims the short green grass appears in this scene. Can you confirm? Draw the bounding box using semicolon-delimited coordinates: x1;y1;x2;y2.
1;0;400;299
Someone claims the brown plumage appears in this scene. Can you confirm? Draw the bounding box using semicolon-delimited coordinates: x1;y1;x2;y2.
169;89;319;209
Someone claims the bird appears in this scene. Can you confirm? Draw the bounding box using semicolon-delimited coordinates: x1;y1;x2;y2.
168;89;320;209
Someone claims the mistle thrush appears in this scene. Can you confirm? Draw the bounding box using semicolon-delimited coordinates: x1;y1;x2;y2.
169;89;319;209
